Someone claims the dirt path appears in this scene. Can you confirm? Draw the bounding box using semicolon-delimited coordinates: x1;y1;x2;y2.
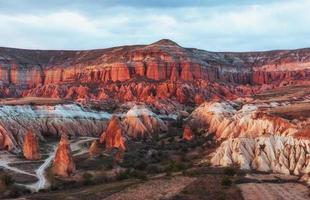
0;137;97;192
239;182;310;200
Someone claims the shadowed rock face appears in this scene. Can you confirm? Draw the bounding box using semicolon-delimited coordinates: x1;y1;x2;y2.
53;136;75;177
0;104;109;153
22;129;41;160
0;39;309;102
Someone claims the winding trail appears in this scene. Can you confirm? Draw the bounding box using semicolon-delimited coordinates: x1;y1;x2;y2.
26;146;57;191
0;137;97;192
0;156;36;177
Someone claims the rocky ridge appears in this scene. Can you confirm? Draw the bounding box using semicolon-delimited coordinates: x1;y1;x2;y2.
0;39;309;104
187;101;310;181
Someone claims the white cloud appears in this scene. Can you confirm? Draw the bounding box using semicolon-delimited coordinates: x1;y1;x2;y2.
0;0;309;51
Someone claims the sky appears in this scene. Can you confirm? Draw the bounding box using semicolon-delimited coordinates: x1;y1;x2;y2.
0;0;309;51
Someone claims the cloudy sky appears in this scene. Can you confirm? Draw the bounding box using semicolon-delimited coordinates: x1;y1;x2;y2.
0;0;309;51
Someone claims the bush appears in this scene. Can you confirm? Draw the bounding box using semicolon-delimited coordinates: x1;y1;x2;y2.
221;176;232;187
0;174;14;186
165;161;187;173
116;169;131;180
131;170;148;181
223;167;236;176
82;172;94;185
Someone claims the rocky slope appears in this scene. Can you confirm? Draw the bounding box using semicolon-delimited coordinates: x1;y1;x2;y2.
122;105;168;138
0;39;309;105
0;104;109;152
187;101;310;181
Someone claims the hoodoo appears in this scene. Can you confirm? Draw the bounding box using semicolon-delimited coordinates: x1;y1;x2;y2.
100;115;126;158
53;135;76;177
89;140;101;158
22;129;41;160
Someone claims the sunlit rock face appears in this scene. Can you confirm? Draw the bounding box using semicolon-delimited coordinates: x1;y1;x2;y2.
0;125;14;151
100;115;126;152
0;104;109;152
53;136;75;177
187;101;297;139
0;39;308;103
22;129;41;160
188;101;310;181
122;105;168;138
89;140;100;158
182;126;193;141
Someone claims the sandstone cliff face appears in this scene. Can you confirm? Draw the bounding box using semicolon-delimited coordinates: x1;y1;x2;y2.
22;129;41;160
122;105;168;138
53;136;76;177
0;39;309;98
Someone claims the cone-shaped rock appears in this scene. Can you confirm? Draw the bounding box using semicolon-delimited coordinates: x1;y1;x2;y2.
183;126;193;141
122;105;168;138
23;129;41;160
100;115;126;151
89;140;100;157
53;135;75;177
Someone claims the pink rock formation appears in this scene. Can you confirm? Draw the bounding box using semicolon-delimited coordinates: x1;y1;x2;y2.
100;116;126;152
122;105;168;138
53;135;76;177
22;129;41;160
188;101;310;182
182;126;193;141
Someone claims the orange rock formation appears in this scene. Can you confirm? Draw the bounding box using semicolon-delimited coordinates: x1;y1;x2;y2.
22;129;41;160
182;126;193;141
53;135;76;177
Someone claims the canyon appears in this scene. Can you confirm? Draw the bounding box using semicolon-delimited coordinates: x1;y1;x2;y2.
0;40;309;199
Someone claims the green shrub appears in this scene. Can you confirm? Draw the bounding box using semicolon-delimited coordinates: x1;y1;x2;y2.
82;172;94;185
0;174;14;186
223;167;236;176
116;169;131;180
221;176;232;187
